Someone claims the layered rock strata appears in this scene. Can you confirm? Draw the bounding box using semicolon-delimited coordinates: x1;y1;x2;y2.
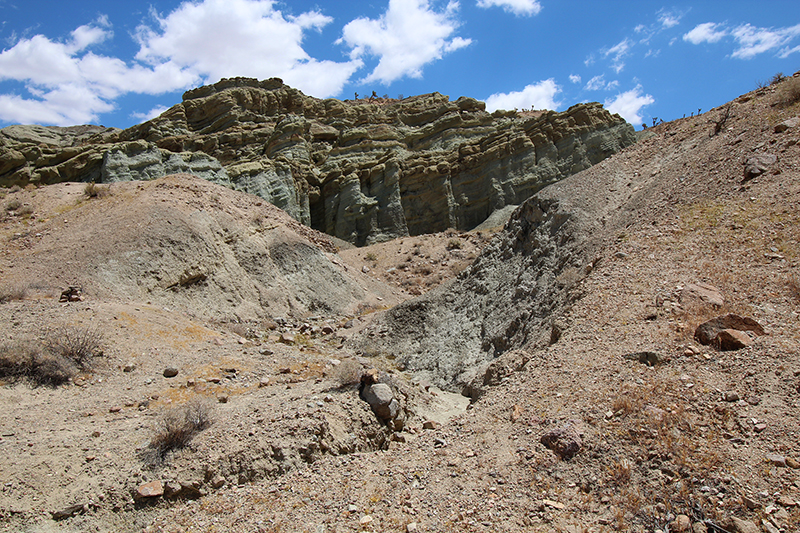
0;77;636;245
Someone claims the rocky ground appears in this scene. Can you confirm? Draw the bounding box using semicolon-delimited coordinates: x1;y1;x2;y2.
0;75;799;533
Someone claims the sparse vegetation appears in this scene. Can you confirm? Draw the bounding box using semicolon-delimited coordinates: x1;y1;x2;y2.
143;399;214;466
776;76;800;107
446;238;462;250
5;199;22;211
0;283;28;303
84;181;111;198
330;358;363;388
44;325;104;370
365;252;378;262
0;342;76;387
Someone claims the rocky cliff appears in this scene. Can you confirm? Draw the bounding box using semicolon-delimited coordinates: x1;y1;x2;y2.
0;77;636;245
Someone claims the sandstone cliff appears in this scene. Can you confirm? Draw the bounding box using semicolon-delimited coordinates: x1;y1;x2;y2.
0;77;636;245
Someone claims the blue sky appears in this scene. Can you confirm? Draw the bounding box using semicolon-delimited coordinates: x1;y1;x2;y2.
1;0;798;130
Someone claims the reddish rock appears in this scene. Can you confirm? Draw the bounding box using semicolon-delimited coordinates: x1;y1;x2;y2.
717;329;751;351
540;419;583;460
136;480;164;498
680;282;724;308
694;314;764;346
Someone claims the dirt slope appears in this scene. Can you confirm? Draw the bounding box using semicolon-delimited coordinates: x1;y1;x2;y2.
0;76;799;533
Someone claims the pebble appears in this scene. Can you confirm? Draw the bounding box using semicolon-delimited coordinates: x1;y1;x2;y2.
163;367;179;378
422;420;438;430
359;515;373;526
724;391;740;402
259;378;270;388
406;523;418;532
217;394;229;403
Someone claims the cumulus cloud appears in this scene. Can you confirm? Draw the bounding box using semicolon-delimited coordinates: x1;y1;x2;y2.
339;0;470;85
0;0;364;126
484;79;560;112
683;22;727;44
476;0;542;16
569;74;581;84
605;85;654;125
136;0;362;96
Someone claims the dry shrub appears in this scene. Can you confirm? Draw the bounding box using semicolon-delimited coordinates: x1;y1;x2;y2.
365;252;378;262
84;182;111;198
331;358;363;388
0;283;28;303
777;76;800;107
45;325;103;370
446;238;462;250
789;275;800;303
0;342;76;387
143;399;214;466
4;199;21;211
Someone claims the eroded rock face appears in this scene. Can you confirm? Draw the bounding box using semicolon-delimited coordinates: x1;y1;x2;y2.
0;77;636;245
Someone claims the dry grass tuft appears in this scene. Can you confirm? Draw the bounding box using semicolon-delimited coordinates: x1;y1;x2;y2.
788;275;800;303
0;283;28;303
0;342;76;387
143;399;214;466
84;182;112;198
44;325;104;370
330;358;363;388
777;76;800;107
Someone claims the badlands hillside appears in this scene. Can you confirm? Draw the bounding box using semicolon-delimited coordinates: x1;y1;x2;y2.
0;73;799;533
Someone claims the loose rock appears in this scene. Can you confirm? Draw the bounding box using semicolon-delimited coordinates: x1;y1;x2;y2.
540;420;583;459
163;367;179;378
136;480;164;499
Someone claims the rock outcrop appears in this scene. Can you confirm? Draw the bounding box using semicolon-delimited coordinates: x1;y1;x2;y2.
1;78;636;245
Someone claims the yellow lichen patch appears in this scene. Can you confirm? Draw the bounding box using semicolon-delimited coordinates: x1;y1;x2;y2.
116;309;220;351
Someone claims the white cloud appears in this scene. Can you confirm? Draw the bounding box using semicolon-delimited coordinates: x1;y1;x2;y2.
730;23;800;59
604;85;654;125
569;74;581;84
683;21;800;59
657;10;682;29
0;0;365;126
136;0;361;96
584;75;605;91
583;75;619;91
683;22;727;44
131;105;169;122
603;38;632;73
338;0;470;85
484;79;560;112
476;0;542;16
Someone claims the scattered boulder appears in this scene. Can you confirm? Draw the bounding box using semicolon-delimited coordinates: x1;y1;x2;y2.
136;480;164;499
743;154;777;181
723;516;760;533
717;329;752;350
680;282;724;308
775;117;799;133
463;349;530;399
623;351;662;366
59;286;84;302
52;503;86;520
694;314;765;347
540;419;583;459
361;383;400;421
672;514;691;532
